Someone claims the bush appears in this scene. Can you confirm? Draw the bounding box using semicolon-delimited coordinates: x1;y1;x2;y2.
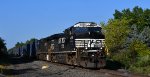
111;39;150;69
129;66;150;74
111;49;132;69
133;55;150;67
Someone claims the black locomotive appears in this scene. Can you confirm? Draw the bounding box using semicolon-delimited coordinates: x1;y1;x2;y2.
8;22;106;68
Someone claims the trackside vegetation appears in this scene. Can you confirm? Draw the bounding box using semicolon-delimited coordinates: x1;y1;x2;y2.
103;6;150;75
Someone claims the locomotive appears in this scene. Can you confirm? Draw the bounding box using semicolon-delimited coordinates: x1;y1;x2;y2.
8;22;106;68
37;22;106;68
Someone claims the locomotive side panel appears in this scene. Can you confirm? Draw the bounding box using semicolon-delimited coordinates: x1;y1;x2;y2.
37;39;49;60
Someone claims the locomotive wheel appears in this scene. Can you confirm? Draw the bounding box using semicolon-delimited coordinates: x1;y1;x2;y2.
66;54;77;65
85;61;87;67
79;60;87;68
51;54;57;62
37;54;40;60
100;59;106;67
80;57;88;68
66;54;72;65
72;55;77;65
39;54;42;60
82;60;88;68
51;55;54;62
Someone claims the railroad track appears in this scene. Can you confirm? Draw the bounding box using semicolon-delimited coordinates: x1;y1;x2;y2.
44;61;148;77
3;60;148;77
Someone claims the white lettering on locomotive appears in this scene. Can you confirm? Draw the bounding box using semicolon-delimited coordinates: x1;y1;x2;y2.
75;39;105;48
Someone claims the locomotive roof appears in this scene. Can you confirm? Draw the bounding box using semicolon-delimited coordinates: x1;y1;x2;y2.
75;22;97;25
73;22;100;27
64;22;101;31
41;33;64;41
49;33;64;39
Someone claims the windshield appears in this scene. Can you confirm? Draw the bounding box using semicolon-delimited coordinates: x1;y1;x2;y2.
74;27;101;33
74;27;88;33
89;27;101;32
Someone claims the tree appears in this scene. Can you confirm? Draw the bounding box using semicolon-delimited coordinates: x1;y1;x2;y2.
14;38;38;48
25;38;37;44
113;10;122;19
113;6;150;30
104;7;150;72
139;26;150;47
15;42;24;47
105;6;150;54
0;37;7;56
104;18;130;53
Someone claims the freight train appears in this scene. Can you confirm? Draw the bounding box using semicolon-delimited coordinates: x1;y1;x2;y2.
8;39;38;59
8;22;106;68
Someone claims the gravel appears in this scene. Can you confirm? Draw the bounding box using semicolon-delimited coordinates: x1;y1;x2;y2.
2;61;147;77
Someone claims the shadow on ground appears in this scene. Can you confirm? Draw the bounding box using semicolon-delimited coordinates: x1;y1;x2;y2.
0;55;36;65
0;56;37;76
105;59;124;70
9;57;36;65
2;68;36;75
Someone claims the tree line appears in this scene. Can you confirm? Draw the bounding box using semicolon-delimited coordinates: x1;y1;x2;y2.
15;38;37;47
103;6;150;74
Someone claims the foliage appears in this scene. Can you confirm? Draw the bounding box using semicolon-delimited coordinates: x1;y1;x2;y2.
129;39;150;57
111;49;132;68
138;26;150;46
126;25;150;57
104;6;150;75
104;18;130;53
0;37;7;56
15;38;37;47
113;6;150;30
15;42;25;47
25;38;37;44
129;56;150;74
134;55;150;67
129;66;150;74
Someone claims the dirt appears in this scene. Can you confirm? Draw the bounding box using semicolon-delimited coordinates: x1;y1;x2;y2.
0;60;148;77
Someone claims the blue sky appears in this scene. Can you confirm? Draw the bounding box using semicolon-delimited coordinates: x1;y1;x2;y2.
0;0;149;49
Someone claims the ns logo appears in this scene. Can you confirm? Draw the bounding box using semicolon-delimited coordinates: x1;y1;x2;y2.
87;39;100;48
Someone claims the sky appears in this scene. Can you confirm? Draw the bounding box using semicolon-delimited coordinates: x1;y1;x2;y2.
0;0;149;49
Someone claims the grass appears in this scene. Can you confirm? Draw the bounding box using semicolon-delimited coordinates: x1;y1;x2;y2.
129;66;150;75
0;55;11;74
0;65;6;74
